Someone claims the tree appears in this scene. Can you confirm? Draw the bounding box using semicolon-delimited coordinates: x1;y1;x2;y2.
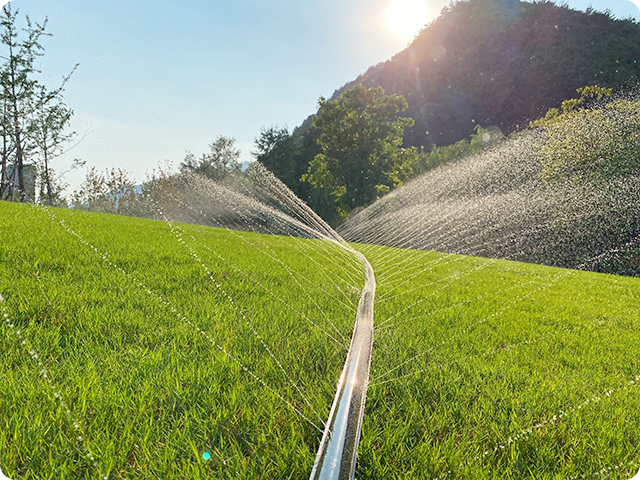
253;125;311;199
0;4;47;202
0;4;77;204
180;135;242;182
253;126;295;181
302;85;417;220
411;125;503;176
32;74;77;205
71;166;139;214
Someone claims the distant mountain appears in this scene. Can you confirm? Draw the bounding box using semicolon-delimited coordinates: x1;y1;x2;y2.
313;0;640;150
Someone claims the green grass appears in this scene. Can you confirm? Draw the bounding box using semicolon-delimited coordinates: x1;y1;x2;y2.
359;244;640;479
1;201;639;479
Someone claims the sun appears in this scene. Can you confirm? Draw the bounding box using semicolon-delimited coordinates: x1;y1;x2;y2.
387;0;429;38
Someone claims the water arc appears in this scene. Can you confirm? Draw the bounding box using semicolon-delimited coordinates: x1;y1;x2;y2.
153;166;378;477
309;249;376;480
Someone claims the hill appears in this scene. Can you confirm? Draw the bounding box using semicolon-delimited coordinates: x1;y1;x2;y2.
331;0;640;150
1;200;639;478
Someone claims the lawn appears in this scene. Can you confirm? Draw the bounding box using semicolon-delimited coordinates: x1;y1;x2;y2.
1;201;638;479
359;243;640;479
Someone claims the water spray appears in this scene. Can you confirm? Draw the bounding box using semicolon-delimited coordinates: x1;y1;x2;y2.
152;168;379;478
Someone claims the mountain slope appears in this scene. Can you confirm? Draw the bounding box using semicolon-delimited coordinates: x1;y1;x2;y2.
329;0;640;149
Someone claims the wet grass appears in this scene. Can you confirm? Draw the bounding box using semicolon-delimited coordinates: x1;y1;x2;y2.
0;202;360;479
1;201;639;479
359;244;640;479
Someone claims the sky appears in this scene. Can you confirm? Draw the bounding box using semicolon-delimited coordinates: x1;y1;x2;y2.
2;0;640;193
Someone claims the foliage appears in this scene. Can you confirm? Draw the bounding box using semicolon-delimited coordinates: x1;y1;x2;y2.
180;135;242;182
302;85;417;221
0;4;45;202
36;164;67;207
253;122;323;218
2;163;37;202
31;74;78;206
253;126;306;198
70;135;246;217
139;160;181;213
256;1;640;224
267;1;640;223
258;100;503;224
410;125;503;176
71;166;140;215
530;85;613;126
532;86;640;183
70;142;249;220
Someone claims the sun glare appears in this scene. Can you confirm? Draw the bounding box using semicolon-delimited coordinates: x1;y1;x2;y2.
387;0;429;38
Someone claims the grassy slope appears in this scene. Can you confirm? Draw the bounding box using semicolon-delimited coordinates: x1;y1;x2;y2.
1;201;639;479
359;244;640;479
1;202;361;479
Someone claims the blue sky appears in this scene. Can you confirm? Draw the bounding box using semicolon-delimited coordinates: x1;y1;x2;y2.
4;0;640;192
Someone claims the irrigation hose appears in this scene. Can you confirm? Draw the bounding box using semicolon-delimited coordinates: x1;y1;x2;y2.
309;250;376;480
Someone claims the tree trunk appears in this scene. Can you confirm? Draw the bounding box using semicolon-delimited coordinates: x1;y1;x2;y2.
0;150;6;201
8;42;26;202
0;103;5;199
15;128;24;202
43;134;52;205
10;166;17;201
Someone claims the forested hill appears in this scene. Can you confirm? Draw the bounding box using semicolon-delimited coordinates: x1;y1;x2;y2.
325;0;639;150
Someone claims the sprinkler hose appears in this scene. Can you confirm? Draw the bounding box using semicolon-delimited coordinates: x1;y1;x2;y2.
309;250;375;480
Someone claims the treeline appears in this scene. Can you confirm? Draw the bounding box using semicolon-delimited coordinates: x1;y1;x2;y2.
333;84;640;277
5;0;638;231
69;135;245;217
255;0;640;225
60;84;506;223
72;82;639;230
255;81;640;226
